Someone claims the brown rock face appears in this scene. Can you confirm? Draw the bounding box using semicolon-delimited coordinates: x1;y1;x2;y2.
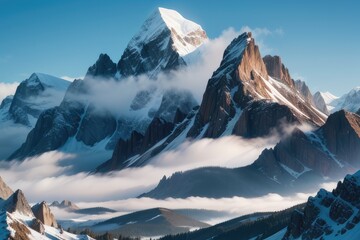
187;33;325;140
252;110;360;182
3;190;34;217
188;32;273;138
263;55;294;88
0;176;13;200
29;218;45;234
320;110;360;166
31;201;58;228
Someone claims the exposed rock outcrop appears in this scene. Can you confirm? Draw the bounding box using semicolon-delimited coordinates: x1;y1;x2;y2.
253;110;360;181
29;218;45;234
0;190;34;217
32;201;58;228
320;110;360;166
294;79;314;105
97;89;197;172
86;53;117;78
263;55;294;88
233;100;299;138
283;170;360;239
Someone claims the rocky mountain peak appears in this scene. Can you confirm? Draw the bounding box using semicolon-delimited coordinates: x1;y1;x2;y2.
117;7;207;77
263;55;294;88
294;79;314;105
132;7;207;56
1;190;34;217
7;73;70;126
86;53;117;79
51;199;80;210
31;201;58;228
0;176;13;200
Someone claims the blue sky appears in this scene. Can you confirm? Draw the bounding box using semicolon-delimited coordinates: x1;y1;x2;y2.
1;0;359;95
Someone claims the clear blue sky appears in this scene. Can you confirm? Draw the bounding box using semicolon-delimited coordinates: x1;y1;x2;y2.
1;0;359;95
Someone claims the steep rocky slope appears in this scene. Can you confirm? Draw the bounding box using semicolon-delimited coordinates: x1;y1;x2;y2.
283;170;360;240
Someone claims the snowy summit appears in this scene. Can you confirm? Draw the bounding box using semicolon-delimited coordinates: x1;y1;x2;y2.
128;7;208;56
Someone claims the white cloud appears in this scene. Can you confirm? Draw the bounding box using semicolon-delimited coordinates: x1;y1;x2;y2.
51;193;311;225
0;82;19;102
0;134;277;203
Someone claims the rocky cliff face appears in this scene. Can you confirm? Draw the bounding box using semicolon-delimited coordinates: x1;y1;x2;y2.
0;190;34;217
187;34;325;140
283;170;360;240
263;55;294;88
97;108;187;172
86;53;117;78
320;110;360;166
31;201;58;228
187;33;270;138
294;79;314;105
253;110;360;182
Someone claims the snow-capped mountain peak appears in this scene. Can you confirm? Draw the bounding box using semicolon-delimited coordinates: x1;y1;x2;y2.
118;7;208;77
128;7;207;56
319;91;339;105
26;73;70;91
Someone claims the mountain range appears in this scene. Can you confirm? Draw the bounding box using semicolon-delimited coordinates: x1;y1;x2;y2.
1;6;360;240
